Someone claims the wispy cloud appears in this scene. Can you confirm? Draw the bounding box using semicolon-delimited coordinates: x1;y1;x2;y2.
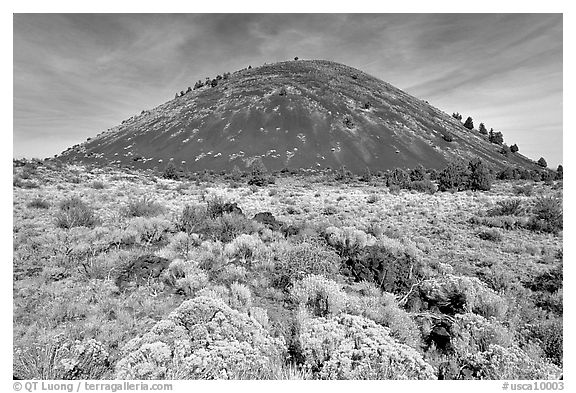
13;13;562;166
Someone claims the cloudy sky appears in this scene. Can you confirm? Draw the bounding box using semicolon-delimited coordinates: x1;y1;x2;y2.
13;14;563;166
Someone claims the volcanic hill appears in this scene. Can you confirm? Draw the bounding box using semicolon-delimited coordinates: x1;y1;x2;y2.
57;60;538;173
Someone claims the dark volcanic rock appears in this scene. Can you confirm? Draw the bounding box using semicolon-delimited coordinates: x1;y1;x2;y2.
115;254;171;291
253;212;282;231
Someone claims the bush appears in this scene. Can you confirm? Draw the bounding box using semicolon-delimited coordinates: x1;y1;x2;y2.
438;162;468;191
334;166;353;182
27;198;50;209
271;241;340;289
224;234;264;264
298;314;435;379
526;263;562;294
127;217;172;245
459;344;560;380
291;275;347;317
323;226;375;260
442;134;453;142
205;213;259;243
91;180;106;189
487;199;524;216
528;196;562;234
247;158;269;186
510;144;519;153
174;204;208;234
163;259;208;296
477;229;502;242
408;179;437;194
114;296;286;379
346;288;422;348
55;197;98;229
322;205;338;215
14;336;111;380
124;196;164;217
162;162;179;180
467;158;491;191
409;165;427;182
386;168;410;188
366;194;379;203
513;184;534;196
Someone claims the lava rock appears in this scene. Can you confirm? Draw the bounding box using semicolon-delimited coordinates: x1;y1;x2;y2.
253;212;282;231
115;254;171;291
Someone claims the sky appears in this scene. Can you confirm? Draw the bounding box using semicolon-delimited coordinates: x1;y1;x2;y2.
13;13;563;167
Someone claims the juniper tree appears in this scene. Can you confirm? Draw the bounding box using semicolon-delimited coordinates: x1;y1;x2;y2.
556;165;563;180
452;112;463;121
463;117;474;130
467;158;491;191
438;161;468;191
510;144;519;153
248;158;268;186
488;129;504;145
478;123;488;135
537;157;548;168
409;165;427;182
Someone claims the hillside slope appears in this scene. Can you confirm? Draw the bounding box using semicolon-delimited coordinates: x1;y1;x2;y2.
57;60;538;173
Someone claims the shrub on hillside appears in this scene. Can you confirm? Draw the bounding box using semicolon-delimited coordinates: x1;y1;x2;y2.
162;161;179;180
438;162;468;192
27;198;50;209
124;196;164;218
555;165;563;180
55;197;98;229
537;157;548;168
528;196;562;234
487;199;524;216
477;229;502;242
409;165;427;182
467;158;491;191
247;158;270;186
386;168;410;188
478;123;488;135
408;179;437;194
463;117;474;130
488;129;504;145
